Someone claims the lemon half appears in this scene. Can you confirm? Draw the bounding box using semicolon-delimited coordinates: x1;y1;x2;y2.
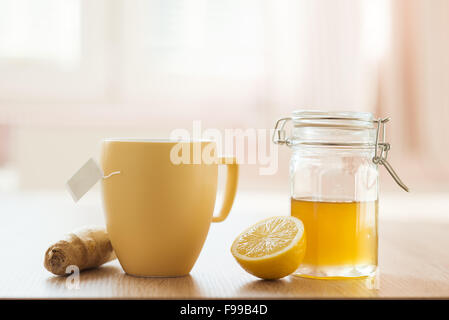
231;216;306;280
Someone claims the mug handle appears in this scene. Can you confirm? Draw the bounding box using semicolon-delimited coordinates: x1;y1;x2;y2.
212;157;239;223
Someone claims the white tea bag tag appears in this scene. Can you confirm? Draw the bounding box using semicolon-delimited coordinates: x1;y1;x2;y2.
66;158;103;202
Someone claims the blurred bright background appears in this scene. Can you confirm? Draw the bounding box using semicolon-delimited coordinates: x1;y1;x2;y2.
0;0;448;194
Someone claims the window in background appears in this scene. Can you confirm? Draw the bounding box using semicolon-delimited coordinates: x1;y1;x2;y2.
0;0;392;122
362;0;390;61
119;0;268;118
144;0;266;76
0;0;81;68
0;0;109;106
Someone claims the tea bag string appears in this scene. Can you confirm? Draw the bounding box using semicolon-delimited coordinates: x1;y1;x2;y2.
103;171;121;179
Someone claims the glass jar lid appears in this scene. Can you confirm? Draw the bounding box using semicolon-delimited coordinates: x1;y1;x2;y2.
290;110;376;147
292;110;374;128
273;110;409;192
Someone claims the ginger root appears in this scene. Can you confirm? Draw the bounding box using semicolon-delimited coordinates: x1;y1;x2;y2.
44;226;116;276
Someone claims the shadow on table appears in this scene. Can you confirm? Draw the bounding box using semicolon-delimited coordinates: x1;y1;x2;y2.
238;275;379;298
46;263;202;298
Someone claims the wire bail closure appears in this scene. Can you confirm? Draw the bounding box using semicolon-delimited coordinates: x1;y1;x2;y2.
272;117;292;146
272;115;409;192
373;118;409;192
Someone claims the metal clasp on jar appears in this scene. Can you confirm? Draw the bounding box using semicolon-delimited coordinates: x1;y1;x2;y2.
373;118;409;192
272;117;292;145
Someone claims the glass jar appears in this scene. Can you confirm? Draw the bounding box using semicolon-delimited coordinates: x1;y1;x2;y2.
273;110;408;279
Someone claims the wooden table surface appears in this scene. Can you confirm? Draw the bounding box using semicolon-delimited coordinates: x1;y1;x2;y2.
1;190;448;299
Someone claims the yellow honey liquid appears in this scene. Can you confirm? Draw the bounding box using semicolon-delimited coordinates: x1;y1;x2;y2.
291;198;378;278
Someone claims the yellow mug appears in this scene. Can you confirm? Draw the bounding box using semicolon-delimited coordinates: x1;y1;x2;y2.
101;139;238;277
